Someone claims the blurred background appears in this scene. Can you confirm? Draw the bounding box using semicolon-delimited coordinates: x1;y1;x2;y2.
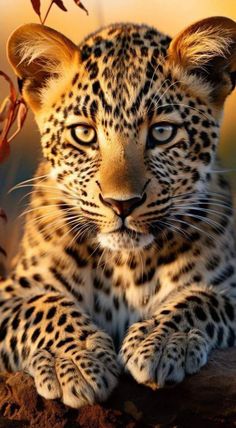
0;0;236;263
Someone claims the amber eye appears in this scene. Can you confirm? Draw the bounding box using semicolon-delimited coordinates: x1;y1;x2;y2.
70;124;97;146
147;122;178;148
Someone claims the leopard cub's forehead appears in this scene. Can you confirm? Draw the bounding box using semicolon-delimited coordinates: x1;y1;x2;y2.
78;24;171;88
80;23;171;58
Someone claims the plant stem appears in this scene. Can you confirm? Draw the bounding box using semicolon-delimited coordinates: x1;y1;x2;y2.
42;0;54;25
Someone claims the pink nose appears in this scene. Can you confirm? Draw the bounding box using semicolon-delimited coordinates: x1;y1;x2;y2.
99;193;146;218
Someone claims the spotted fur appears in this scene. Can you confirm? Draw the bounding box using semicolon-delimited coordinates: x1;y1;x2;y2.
1;17;236;407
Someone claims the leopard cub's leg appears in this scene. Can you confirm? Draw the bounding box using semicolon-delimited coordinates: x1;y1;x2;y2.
0;291;120;408
120;287;236;388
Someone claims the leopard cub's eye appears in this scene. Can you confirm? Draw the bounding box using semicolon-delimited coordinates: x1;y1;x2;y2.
147;122;178;149
69;124;97;146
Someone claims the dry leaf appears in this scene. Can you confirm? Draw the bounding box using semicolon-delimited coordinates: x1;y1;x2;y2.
0;71;17;105
0;97;12;122
0;138;10;163
7;101;28;144
30;0;88;24
0;71;28;162
16;102;28;132
73;0;88;15
53;0;67;12
30;0;41;21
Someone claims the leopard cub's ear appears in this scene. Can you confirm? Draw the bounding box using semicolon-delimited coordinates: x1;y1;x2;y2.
7;24;78;112
168;16;236;105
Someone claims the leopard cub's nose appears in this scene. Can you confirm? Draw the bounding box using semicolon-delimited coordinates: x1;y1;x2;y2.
99;193;146;218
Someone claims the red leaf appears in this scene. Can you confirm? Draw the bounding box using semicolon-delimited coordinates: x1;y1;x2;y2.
0;137;10;163
30;0;41;20
73;0;89;15
7;100;28;145
0;97;12;123
0;71;17;104
53;0;67;12
16;102;28;130
0;72;28;163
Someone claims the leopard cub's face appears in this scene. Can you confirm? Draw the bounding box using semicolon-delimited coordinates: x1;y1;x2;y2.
8;20;235;251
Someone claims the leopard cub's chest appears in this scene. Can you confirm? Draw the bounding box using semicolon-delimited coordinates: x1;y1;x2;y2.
75;258;172;342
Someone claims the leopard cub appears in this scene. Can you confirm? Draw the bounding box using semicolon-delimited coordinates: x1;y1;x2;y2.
1;16;236;407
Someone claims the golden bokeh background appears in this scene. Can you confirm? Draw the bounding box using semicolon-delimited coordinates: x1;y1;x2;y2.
0;0;236;259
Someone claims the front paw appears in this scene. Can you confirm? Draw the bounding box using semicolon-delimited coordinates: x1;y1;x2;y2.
119;320;210;388
27;330;120;408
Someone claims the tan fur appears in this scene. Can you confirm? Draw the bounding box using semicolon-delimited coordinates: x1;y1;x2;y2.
2;18;236;409
99;136;146;199
7;24;78;111
168;16;236;105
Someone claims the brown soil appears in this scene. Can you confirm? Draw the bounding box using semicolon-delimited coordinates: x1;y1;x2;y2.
1;349;236;427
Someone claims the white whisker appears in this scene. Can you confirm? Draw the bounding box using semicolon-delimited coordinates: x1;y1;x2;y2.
170;211;226;232
170;206;231;218
168;215;217;242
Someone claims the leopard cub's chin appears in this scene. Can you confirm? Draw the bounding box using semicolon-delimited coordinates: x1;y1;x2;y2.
97;231;154;251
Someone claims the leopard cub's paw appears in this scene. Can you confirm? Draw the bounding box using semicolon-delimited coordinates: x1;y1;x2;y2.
27;332;120;408
119;320;210;389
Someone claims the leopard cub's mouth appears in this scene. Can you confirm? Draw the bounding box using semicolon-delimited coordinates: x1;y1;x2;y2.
97;226;154;251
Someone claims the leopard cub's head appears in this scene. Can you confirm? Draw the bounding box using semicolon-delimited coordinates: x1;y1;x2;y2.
8;17;236;251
